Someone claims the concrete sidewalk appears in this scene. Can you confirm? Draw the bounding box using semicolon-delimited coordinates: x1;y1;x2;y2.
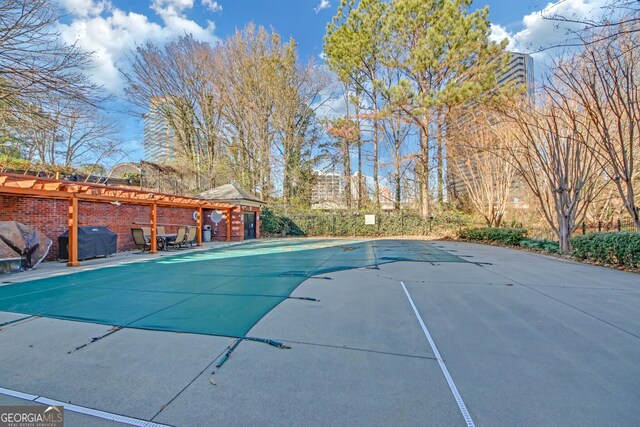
0;240;244;285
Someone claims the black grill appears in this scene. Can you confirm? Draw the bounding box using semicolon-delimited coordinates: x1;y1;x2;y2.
59;226;117;260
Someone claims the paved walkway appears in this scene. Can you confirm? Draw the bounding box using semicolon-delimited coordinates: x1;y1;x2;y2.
0;240;243;285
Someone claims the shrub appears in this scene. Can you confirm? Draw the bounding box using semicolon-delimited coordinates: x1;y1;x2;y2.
519;238;560;254
260;208;304;236
286;211;470;237
459;227;528;245
571;232;640;268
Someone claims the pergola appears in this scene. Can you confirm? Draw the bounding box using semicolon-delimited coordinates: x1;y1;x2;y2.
0;173;235;267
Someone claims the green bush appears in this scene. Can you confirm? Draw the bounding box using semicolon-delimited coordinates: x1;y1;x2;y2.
571;232;640;268
287;211;470;237
519;238;560;254
459;227;528;245
260;208;304;236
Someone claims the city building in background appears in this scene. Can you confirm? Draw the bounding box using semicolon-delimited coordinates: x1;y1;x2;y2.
311;170;345;209
350;172;369;203
497;51;535;97
447;51;535;222
311;170;399;210
144;97;176;163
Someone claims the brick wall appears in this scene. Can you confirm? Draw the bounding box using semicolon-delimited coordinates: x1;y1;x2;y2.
78;201;150;254
0;195;68;259
0;195;256;261
203;206;261;241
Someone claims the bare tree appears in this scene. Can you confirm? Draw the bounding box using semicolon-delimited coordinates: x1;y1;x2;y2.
542;0;639;49
381;112;411;210
0;0;97;116
503;80;601;252
272;55;329;212
123;25;327;199
554;27;640;228
449;109;516;227
18;97;120;171
122;36;225;191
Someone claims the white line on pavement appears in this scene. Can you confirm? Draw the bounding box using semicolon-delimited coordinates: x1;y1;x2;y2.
0;386;170;427
400;281;476;427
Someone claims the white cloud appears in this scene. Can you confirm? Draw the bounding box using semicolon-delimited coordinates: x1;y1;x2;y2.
58;0;111;17
202;0;222;13
491;0;609;60
314;0;330;14
314;87;346;119
489;24;515;50
151;0;194;13
56;0;219;94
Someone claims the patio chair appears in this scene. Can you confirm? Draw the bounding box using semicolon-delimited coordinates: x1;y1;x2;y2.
166;226;187;250
156;226;166;236
141;226;151;237
131;228;150;251
185;226;197;247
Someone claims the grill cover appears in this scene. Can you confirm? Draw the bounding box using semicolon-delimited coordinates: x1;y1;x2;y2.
59;226;117;260
0;221;52;269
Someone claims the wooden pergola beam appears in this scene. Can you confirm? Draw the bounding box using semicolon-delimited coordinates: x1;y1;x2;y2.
67;197;79;267
197;207;203;246
150;203;158;254
0;173;234;210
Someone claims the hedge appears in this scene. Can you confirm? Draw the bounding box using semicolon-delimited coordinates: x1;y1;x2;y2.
571;232;640;268
259;208;304;236
261;210;471;238
519;238;560;254
459;227;528;245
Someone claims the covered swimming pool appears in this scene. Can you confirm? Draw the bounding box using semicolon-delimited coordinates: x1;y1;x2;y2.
0;239;466;338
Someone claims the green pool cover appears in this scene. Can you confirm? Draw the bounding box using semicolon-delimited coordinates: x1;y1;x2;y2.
0;239;465;338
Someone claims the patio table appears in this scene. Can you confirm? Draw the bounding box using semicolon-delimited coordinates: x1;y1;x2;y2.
156;234;177;251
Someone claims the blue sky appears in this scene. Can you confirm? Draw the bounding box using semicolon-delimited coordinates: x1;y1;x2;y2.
54;0;610;164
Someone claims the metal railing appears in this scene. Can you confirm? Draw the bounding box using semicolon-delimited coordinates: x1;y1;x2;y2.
580;218;639;234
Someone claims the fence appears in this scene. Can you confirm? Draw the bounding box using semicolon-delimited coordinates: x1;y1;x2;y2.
282;212;470;238
580;218;640;234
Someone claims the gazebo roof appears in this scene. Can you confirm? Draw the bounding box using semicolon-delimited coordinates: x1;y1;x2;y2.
197;183;266;206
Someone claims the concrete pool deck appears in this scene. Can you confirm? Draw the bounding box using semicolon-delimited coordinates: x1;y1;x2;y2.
0;240;639;426
0;240;244;285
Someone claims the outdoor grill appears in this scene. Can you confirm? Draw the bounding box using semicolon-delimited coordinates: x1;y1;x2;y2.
58;226;117;261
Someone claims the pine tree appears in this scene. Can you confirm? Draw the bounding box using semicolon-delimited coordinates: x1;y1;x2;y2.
384;0;506;218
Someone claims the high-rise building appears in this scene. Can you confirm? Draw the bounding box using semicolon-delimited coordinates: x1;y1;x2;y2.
497;52;535;97
311;171;344;206
350;172;369;202
448;52;535;205
144;98;176;163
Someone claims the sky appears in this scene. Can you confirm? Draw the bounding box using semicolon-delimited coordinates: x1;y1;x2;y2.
53;0;613;164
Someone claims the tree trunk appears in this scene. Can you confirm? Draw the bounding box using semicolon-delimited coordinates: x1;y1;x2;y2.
343;140;352;209
436;121;444;204
354;97;363;211
419;124;430;219
344;88;352;210
558;214;572;253
395;131;401;210
282;155;290;215
372;84;380;210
